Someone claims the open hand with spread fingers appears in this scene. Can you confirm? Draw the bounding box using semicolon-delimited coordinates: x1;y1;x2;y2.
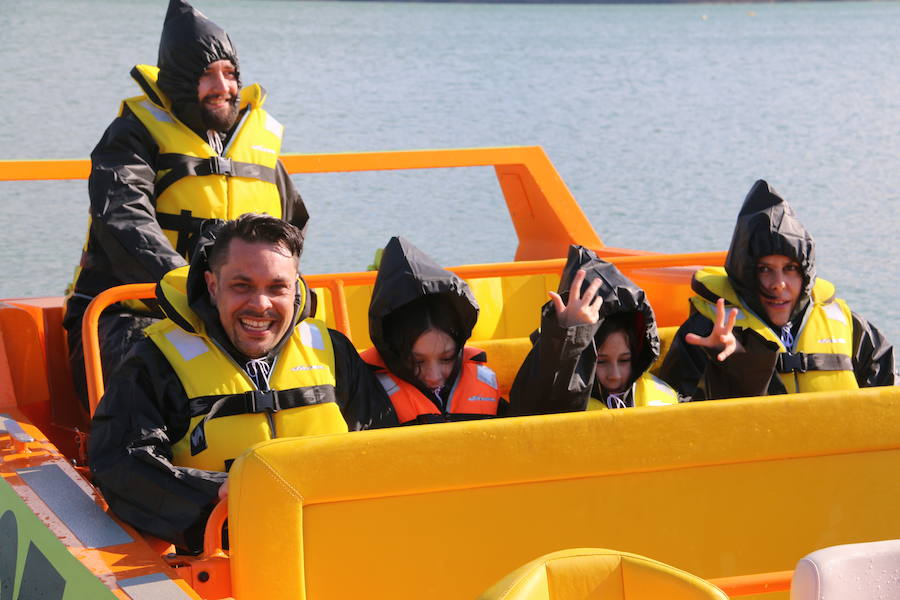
685;297;743;361
549;268;604;328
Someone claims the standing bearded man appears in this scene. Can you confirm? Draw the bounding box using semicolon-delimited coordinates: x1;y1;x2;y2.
65;0;308;409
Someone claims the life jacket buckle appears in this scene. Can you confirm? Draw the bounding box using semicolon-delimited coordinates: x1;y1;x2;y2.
208;156;234;176
248;390;280;413
778;352;808;373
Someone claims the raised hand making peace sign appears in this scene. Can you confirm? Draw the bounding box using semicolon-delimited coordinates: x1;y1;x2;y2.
684;297;744;362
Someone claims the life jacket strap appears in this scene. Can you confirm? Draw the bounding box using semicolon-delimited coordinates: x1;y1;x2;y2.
155;209;208;257
188;388;334;456
775;351;853;374
154;153;278;199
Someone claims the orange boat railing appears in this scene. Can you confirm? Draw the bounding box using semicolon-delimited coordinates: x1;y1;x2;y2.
82;251;724;415
709;570;794;596
1;147;604;260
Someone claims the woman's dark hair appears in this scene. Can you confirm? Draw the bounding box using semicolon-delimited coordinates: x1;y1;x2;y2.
383;295;465;368
595;312;637;355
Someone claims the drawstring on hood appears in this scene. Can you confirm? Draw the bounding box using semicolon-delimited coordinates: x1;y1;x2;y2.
725;180;816;330
244;357;272;390
605;392;628;410
780;322;795;351
157;0;241;136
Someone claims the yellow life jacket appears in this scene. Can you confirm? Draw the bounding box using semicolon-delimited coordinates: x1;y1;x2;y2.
124;64;284;258
690;267;857;394
587;372;679;410
145;266;347;472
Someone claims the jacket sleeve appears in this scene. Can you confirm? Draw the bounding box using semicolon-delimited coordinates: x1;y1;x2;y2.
88;339;226;552
507;306;599;416
658;313;779;401
328;329;399;429
851;312;899;387
87;113;188;284
275;160;309;237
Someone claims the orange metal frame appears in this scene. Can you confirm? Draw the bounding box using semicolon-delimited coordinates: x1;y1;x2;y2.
1;147;603;260
82;250;725;415
709;570;794;595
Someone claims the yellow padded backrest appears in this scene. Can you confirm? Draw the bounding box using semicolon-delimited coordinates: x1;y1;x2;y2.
468;274;559;341
652;326;679;375
479;548;727;600
474;337;533;397
312;274;558;350
227;386;900;600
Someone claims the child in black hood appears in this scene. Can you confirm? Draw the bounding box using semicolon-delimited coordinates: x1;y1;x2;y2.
508;245;680;415
658;180;897;400
362;237;507;425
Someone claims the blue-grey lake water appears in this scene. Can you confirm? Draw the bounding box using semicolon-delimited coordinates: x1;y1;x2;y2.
2;0;898;344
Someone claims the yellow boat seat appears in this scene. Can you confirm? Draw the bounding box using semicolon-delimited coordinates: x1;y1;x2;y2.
478;548;728;600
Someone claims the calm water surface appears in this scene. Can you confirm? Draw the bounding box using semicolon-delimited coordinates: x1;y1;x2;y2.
2;0;898;343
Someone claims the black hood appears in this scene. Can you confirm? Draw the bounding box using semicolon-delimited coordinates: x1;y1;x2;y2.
157;220;311;364
554;245;660;386
157;0;241;135
725;180;816;326
368;237;479;384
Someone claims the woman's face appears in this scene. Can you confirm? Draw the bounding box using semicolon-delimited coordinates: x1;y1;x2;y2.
756;254;802;327
411;328;457;390
595;331;633;395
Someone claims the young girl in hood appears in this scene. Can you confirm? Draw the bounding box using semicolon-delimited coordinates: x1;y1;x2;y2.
508;246;679;415
362;237;506;425
658;180;897;401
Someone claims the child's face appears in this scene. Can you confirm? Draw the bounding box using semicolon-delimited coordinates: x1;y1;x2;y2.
411;328;457;391
595;331;633;395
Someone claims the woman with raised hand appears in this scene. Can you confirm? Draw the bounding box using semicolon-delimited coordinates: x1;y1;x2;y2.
362;237;506;425
508;245;679;415
658;180;897;401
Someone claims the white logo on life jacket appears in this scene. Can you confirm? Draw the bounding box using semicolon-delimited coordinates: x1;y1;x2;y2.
251;144;276;155
291;364;326;372
466;395;497;403
818;338;846;345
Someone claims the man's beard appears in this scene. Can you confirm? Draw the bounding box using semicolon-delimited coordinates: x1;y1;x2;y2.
200;95;240;132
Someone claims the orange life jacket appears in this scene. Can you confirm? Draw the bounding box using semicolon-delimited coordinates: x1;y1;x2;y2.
361;347;501;425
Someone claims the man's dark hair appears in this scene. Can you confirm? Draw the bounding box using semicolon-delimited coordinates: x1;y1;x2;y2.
207;213;303;273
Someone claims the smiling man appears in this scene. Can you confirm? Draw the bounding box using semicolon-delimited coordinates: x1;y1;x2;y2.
64;0;309;411
89;215;396;553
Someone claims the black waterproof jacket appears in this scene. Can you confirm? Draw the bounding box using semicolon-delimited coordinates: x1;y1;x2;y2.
508;245;666;415
367;236;507;419
658;180;898;400
88;227;394;552
66;0;307;322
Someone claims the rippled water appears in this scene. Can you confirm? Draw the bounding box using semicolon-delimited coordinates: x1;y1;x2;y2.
1;0;898;343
